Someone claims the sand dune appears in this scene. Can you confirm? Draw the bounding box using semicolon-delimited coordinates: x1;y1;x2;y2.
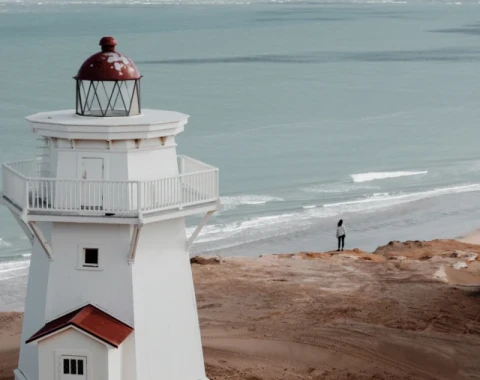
1;239;480;380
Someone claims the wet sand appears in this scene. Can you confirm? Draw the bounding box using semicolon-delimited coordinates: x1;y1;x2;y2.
1;239;480;380
0;313;22;380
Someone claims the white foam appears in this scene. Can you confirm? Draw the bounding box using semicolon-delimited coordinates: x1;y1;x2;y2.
0;238;12;248
372;192;389;197
351;171;428;183
220;195;283;211
187;211;307;248
302;182;379;193
0;260;30;281
187;183;480;252
0;259;30;272
324;184;480;211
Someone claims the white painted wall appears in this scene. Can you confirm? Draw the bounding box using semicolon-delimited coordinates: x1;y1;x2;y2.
52;138;180;183
49;140;59;178
45;223;134;325
55;150;129;182
38;328;107;380
121;334;136;380
108;342;122;380
18;222;52;380
131;219;206;380
127;144;179;181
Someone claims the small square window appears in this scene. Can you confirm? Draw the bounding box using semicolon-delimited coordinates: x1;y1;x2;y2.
77;245;102;271
83;248;99;267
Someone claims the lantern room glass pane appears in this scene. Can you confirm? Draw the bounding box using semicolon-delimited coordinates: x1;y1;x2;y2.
76;79;141;117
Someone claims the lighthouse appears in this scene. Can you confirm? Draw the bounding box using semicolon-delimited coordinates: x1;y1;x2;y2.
1;37;219;380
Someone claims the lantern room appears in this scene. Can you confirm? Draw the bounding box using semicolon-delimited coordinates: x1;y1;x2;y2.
74;37;141;117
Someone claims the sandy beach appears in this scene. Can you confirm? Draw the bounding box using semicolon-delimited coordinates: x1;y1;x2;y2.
1;237;480;380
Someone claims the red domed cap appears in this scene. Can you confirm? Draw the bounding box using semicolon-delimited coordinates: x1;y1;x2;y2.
75;37;141;81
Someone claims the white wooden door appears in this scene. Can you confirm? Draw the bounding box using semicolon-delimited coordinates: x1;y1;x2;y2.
80;157;104;210
61;356;87;380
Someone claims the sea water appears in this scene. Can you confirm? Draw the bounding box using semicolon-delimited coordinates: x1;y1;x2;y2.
2;1;480;309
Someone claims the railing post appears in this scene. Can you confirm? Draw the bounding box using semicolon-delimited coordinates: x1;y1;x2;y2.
25;180;29;211
136;181;142;214
181;156;186;175
179;174;184;208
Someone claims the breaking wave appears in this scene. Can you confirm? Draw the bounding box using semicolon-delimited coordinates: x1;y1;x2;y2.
324;184;480;209
351;170;428;183
0;238;12;248
189;183;480;251
0;259;30;281
302;182;379;193
220;195;284;211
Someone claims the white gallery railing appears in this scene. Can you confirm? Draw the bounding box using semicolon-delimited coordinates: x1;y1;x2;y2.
2;156;218;216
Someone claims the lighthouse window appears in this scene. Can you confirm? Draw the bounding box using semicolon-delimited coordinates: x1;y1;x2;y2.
83;248;99;267
77;360;84;375
62;358;85;375
77;244;102;271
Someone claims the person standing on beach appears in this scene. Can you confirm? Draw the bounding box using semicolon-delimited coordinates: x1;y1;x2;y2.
336;219;346;251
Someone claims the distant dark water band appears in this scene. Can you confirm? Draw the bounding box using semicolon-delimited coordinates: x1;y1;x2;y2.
137;47;480;66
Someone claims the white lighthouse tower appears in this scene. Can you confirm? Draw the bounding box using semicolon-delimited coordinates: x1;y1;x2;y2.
1;37;219;380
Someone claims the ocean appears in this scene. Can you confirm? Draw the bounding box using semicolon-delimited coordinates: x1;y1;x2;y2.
2;0;480;310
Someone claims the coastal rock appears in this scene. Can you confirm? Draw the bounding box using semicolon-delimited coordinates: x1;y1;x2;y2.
452;262;468;270
452;251;478;262
419;255;432;261
190;256;221;265
374;240;428;255
338;254;359;260
434;267;448;283
374;239;480;262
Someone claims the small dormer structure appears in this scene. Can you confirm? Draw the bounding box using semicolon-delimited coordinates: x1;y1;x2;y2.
27;305;133;380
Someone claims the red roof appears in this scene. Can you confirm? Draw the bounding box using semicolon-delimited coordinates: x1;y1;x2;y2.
75;36;141;81
26;305;133;348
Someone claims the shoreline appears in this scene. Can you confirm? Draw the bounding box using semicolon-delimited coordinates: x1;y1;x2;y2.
1;237;480;379
456;229;480;245
1;228;480;312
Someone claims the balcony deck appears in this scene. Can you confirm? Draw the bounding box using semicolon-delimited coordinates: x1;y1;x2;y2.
2;156;219;224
